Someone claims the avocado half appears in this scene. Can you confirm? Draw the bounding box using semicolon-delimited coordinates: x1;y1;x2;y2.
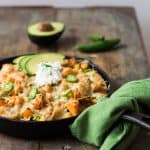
27;22;65;45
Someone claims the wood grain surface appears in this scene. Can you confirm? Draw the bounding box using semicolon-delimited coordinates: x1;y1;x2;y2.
0;7;149;150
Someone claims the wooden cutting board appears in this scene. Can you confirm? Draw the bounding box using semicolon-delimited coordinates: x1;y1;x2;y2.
0;7;149;150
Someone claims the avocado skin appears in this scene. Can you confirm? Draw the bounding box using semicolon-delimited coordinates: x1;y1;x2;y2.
28;30;64;46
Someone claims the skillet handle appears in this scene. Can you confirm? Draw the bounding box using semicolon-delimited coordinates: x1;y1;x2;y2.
122;112;150;131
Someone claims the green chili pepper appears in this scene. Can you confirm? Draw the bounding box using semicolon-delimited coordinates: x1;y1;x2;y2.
29;87;38;100
77;38;120;52
90;34;104;42
66;75;78;83
32;114;41;121
83;68;93;73
61;89;72;97
2;82;14;92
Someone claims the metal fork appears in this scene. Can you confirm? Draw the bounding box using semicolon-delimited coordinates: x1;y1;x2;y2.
122;112;150;131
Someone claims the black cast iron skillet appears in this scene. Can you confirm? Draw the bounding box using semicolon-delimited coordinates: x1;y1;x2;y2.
0;55;110;138
0;55;149;138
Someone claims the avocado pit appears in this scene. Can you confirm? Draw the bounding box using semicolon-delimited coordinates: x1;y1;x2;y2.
36;22;54;32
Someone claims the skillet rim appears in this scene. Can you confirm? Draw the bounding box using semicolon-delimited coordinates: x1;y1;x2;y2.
0;54;110;124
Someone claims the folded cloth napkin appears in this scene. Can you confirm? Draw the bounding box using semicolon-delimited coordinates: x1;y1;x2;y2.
70;78;150;150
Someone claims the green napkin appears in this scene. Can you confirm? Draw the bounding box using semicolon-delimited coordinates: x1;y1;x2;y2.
70;78;150;150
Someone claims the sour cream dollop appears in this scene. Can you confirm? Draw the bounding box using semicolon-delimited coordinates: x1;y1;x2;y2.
35;62;62;86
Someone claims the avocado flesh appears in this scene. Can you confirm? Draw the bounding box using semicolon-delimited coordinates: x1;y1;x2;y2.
27;22;64;36
13;53;65;75
25;53;65;75
19;56;33;73
13;55;26;64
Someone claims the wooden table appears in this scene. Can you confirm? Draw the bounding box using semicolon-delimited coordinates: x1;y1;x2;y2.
0;7;149;150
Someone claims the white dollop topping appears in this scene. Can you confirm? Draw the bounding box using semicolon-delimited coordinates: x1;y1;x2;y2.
35;62;62;86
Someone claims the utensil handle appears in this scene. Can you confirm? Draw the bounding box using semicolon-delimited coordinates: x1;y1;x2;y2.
122;113;150;131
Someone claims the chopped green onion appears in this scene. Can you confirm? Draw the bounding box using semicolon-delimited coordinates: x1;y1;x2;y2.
2;82;14;92
29;87;38;100
61;89;72;97
43;63;51;67
66;75;78;83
